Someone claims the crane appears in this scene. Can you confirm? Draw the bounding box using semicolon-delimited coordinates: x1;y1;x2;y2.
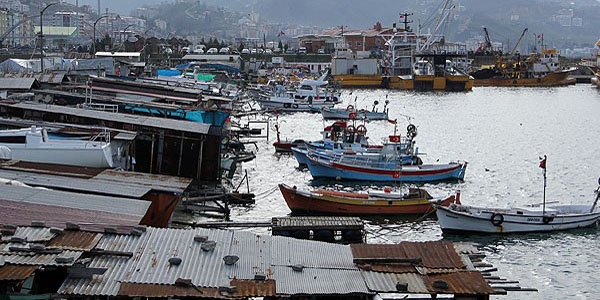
482;26;493;53
509;28;528;58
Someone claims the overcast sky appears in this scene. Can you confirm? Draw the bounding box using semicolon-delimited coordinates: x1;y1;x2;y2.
62;0;163;15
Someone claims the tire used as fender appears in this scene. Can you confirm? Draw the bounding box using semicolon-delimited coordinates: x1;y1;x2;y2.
490;213;504;226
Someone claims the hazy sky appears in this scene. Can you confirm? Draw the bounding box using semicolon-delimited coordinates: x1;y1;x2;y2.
62;0;163;15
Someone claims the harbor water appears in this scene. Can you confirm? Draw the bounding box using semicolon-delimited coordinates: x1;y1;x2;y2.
226;85;600;299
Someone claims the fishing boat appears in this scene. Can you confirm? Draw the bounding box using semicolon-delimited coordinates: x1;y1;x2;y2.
0;126;114;168
591;71;600;88
320;102;389;121
256;73;341;112
436;156;600;234
306;152;466;182
472;45;576;87
279;183;457;215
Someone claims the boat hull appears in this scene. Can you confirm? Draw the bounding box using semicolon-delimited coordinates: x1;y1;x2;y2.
474;71;575;87
306;155;466;182
6;146;113;168
279;184;455;215
436;204;600;234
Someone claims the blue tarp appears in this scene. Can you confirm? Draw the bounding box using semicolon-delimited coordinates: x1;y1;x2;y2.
157;69;182;76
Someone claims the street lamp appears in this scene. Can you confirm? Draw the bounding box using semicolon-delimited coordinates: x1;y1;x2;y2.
119;24;134;50
92;14;109;55
40;1;60;73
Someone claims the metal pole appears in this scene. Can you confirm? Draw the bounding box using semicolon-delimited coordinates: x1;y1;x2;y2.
93;15;108;55
40;2;60;73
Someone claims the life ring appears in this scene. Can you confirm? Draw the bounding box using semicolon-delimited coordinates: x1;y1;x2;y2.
292;104;299;108
346;105;354;111
356;125;367;135
490;213;504;226
542;216;553;224
346;125;356;133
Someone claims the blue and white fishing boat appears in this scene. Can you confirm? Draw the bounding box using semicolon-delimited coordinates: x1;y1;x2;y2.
305;152;466;182
320;99;389;121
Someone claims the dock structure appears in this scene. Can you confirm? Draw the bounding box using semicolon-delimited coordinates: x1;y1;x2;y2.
0;100;222;181
0;224;535;300
272;216;365;243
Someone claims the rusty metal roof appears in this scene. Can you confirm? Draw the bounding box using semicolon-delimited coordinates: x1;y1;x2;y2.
46;231;102;251
0;199;145;234
351;241;465;269
0;265;38;281
116;279;276;298
424;272;495;295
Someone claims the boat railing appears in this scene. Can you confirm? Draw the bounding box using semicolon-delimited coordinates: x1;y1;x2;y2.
87;128;110;146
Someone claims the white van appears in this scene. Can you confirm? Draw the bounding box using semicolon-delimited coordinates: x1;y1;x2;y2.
298;47;307;54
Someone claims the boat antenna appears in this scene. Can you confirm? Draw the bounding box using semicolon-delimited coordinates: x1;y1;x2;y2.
590;177;600;213
539;155;547;215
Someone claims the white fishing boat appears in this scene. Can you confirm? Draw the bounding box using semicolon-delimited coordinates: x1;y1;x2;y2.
436;156;600;234
0;126;114;168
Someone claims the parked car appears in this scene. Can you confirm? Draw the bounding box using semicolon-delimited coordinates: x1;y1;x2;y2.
241;48;250;54
207;48;218;54
181;47;190;53
318;48;325;54
219;47;230;53
251;48;257;54
193;48;204;54
265;49;273;54
285;48;295;54
231;49;240;54
298;47;307;54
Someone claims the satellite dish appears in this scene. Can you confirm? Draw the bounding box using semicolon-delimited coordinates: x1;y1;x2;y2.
127;36;138;43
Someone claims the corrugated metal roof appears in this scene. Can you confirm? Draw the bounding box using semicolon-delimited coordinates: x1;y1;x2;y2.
93;169;192;194
1;184;151;217
59;232;151;296
116;279;277;298
6;102;212;135
1;227;55;243
228;230;271;280
361;271;429;293
36;72;67;84
271;236;356;269
355;263;416;273
2;250;82;266
273;216;363;230
0;265;38;281
0;199;145;233
351;241;465;269
424;272;495;295
46;231;102;251
0;169;151;199
401;241;465;269
272;265;369;295
0;78;38;90
123;227;233;288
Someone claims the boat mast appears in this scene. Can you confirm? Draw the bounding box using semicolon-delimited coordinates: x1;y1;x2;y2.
540;155;547;215
590;177;600;213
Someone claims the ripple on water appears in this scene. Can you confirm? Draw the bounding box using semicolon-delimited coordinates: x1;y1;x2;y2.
220;85;600;299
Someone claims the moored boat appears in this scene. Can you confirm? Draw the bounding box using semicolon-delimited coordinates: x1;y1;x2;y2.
279;183;457;215
436;156;600;234
305;152;466;182
320;104;389;121
0;126;114;168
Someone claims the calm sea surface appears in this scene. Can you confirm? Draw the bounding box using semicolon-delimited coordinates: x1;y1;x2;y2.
223;84;600;299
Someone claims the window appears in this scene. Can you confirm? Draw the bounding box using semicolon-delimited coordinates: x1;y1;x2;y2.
347;41;353;47
356;42;363;47
0;136;26;143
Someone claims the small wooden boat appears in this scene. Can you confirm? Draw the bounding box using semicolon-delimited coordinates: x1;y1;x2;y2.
436;157;600;234
272;123;305;153
279;183;456;215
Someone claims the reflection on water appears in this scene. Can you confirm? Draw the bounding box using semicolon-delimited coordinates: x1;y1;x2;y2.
221;85;600;300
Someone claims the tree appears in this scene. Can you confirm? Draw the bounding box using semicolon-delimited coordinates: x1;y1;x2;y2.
278;40;283;51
